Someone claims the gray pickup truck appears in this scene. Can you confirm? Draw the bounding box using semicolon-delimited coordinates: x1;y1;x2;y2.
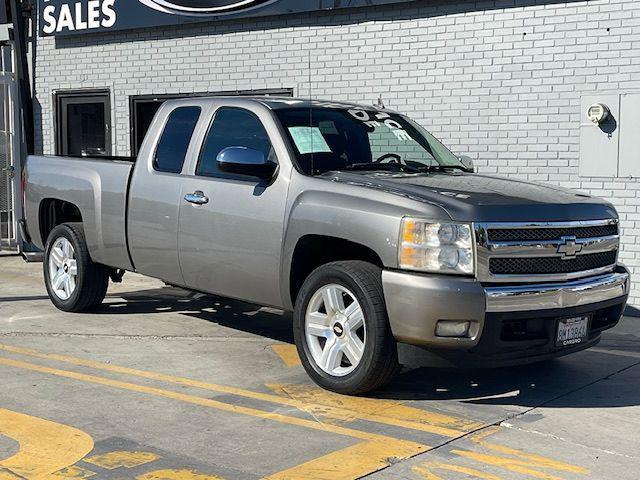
23;97;630;394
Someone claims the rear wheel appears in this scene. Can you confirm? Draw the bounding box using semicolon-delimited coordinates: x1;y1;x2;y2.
44;223;110;312
293;261;400;394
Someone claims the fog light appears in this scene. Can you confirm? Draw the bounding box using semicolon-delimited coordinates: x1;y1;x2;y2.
436;320;472;338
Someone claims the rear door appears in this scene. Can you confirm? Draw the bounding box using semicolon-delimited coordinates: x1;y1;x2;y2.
177;103;291;307
128;104;203;285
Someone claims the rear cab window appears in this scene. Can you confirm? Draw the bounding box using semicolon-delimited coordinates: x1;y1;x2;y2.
154;106;201;174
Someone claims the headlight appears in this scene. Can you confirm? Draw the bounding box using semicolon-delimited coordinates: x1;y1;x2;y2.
399;218;475;275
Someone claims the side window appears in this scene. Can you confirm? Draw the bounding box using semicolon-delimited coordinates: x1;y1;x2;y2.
154;107;201;174
197;107;274;177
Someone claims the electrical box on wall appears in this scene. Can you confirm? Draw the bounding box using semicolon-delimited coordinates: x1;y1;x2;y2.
580;92;640;178
619;93;640;177
579;94;620;178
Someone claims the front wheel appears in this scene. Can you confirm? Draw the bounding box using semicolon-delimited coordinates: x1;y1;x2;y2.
293;261;400;395
44;223;110;312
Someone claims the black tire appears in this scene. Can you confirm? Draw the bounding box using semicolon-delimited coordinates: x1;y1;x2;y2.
293;261;401;395
43;223;110;312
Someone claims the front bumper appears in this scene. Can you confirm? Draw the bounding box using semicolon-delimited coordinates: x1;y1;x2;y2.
484;271;630;313
382;266;630;361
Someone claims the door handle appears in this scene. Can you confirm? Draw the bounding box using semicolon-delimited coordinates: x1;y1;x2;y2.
184;191;209;205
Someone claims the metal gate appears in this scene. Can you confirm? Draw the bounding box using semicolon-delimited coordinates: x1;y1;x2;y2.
0;42;19;251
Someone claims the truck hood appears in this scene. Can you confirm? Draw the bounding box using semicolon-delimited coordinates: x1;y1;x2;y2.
324;171;617;222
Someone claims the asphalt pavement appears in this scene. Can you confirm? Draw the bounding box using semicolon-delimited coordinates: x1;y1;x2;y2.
0;252;638;479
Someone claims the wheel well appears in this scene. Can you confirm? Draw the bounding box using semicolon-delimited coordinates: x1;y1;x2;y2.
290;235;383;305
39;199;83;245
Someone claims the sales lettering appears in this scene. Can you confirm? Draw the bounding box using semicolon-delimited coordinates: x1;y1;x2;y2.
42;0;117;35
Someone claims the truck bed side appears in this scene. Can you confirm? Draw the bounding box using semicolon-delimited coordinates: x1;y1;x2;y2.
25;155;135;271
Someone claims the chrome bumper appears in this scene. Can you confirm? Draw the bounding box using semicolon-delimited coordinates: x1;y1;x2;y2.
485;270;630;313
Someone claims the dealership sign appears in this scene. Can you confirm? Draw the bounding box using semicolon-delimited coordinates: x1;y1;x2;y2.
39;0;416;36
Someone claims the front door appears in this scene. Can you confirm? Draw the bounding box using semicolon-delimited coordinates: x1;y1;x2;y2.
178;106;290;307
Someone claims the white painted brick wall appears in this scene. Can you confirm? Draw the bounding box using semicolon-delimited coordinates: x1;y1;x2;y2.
34;0;640;306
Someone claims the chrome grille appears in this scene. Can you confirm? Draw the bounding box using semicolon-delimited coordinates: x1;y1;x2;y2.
476;220;619;283
487;224;619;242
490;251;618;275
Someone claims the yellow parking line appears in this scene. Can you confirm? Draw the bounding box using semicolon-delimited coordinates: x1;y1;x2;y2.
451;450;567;480
266;440;420;480
469;427;588;474
0;355;428;480
267;383;481;435
414;462;504;480
137;469;224;480
0;408;94;479
0;343;476;437
50;465;97;479
271;344;302;367
84;451;160;470
412;427;589;480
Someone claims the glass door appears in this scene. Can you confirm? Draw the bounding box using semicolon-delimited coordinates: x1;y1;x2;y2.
56;91;111;157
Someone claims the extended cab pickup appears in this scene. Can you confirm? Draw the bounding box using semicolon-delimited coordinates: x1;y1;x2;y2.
24;97;630;394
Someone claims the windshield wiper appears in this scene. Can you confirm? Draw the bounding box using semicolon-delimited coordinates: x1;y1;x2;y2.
416;164;471;173
341;163;424;174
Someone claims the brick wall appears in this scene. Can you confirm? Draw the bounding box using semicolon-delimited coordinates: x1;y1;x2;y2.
33;0;640;305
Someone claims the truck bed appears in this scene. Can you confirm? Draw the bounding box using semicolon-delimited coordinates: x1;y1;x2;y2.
24;155;135;271
52;154;136;163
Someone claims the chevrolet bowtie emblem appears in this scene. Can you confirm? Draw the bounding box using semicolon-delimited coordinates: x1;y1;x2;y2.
557;237;583;259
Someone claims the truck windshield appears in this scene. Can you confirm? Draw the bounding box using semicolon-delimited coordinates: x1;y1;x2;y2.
275;107;465;176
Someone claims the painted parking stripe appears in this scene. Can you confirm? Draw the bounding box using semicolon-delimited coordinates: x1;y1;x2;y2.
137;469;224;480
0;408;94;479
414;462;504;480
412;427;589;480
451;450;567;480
467;427;588;475
271;344;302;367
84;451;160;470
50;465;97;479
266;383;480;433
0;355;428;480
265;440;418;480
0;343;479;437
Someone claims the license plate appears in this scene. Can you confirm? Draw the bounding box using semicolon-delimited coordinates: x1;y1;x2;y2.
556;316;589;347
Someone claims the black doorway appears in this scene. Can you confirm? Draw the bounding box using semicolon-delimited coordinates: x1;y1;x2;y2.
56;90;111;157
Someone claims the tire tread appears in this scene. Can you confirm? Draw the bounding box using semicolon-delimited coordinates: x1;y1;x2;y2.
294;260;400;395
44;223;109;312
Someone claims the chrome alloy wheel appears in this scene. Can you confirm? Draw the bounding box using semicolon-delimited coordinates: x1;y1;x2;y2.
305;284;366;377
48;237;78;301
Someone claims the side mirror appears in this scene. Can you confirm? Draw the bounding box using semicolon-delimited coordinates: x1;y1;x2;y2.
216;147;277;180
459;155;475;173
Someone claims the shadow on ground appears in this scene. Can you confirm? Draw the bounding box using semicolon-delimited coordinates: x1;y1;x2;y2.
99;286;295;343
92;286;640;410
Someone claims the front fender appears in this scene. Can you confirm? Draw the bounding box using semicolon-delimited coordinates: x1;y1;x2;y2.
280;188;449;309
